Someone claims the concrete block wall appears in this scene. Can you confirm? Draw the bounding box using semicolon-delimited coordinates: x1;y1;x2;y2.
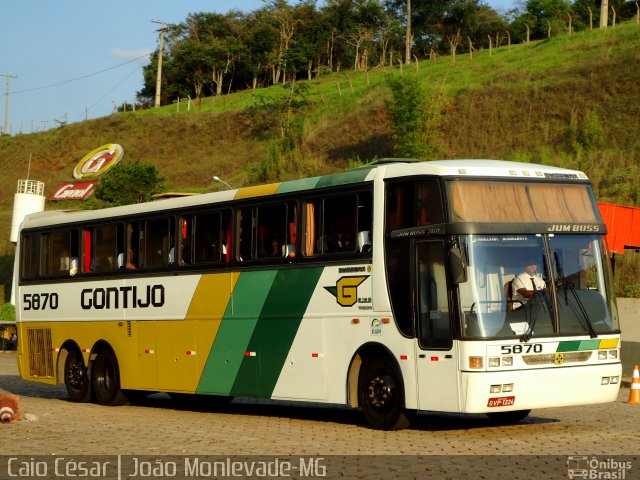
618;297;640;377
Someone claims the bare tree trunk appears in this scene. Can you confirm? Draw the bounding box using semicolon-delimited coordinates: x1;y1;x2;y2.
448;29;461;62
468;37;474;59
487;35;492;56
600;0;609;28
588;7;593;29
547;20;551;38
525;24;530;44
567;14;572;35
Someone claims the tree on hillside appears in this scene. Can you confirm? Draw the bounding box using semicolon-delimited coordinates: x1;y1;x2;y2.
136;0;513;104
521;0;572;38
386;74;428;158
93;161;167;207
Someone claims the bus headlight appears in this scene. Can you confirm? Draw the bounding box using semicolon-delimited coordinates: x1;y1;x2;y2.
489;357;500;368
490;384;502;393
502;356;513;367
598;351;607;360
608;350;618;360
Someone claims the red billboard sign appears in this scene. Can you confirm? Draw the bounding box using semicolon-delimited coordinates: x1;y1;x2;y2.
48;181;98;201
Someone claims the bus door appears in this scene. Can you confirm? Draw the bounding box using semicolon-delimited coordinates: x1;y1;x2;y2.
414;240;460;412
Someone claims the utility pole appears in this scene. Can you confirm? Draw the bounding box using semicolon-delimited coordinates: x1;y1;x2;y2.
152;20;167;108
1;73;17;135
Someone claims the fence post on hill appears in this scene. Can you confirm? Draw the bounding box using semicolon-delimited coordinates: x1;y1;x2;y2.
611;7;616;26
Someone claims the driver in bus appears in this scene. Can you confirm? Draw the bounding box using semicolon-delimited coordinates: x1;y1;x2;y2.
511;256;547;309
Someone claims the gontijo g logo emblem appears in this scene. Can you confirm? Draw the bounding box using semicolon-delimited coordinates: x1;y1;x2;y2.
73;143;124;179
324;276;369;307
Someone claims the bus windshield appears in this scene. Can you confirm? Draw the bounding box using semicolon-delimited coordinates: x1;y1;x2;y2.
459;234;619;339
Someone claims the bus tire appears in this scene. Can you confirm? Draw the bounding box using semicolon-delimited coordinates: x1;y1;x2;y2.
92;349;127;406
64;349;91;403
486;409;531;424
358;356;409;430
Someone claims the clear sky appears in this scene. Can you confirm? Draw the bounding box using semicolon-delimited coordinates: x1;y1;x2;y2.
0;0;517;135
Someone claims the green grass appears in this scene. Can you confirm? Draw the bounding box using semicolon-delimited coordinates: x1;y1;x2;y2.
1;20;640;295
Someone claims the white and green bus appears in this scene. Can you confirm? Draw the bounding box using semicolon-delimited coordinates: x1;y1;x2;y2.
14;159;621;429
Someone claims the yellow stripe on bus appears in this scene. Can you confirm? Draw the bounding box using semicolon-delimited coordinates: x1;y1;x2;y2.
234;183;281;200
185;272;240;382
598;338;619;349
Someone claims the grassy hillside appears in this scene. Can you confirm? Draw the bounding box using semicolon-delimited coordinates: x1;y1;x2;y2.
1;21;639;299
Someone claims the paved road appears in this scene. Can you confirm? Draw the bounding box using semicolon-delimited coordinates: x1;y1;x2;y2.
0;351;638;479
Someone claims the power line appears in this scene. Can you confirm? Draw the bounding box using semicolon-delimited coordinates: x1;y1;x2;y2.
10;54;149;95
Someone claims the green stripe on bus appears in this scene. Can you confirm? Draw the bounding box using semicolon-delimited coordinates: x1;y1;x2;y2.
231;267;324;398
277;177;320;194
579;339;601;350
557;339;601;352
556;341;582;352
196;270;278;395
315;168;374;188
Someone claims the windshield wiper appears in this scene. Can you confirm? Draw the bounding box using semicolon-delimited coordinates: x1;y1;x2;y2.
520;288;550;342
554;251;597;339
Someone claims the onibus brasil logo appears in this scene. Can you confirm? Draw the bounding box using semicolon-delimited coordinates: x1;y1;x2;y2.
324;276;369;307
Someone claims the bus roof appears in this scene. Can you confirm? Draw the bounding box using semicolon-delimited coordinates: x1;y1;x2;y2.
20;159;589;230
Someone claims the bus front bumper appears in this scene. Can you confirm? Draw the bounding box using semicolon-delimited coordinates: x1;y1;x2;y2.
460;363;622;413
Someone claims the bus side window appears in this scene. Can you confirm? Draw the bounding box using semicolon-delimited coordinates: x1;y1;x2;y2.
21;234;40;279
145;218;174;267
125;222;141;269
193;212;222;264
302;199;321;257
256;203;287;259
357;191;373;253
40;230;73;276
325;194;357;253
386;179;443;232
92;224;118;272
416;242;453;350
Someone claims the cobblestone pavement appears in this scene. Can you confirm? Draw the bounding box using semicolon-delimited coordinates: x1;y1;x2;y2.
0;352;638;479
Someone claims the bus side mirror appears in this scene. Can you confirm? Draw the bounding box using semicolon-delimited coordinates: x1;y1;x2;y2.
450;246;467;284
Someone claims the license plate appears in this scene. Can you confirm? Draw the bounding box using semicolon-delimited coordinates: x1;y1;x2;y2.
487;396;516;407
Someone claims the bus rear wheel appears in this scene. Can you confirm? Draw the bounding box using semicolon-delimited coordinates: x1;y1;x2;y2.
92;349;127;406
64;349;91;403
358;356;409;430
486;409;531;424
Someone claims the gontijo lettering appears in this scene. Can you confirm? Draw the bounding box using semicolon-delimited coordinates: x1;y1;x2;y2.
81;285;165;309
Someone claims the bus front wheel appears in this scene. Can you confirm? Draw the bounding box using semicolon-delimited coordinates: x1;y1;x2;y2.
92;349;127;406
358;356;409;430
64;349;91;403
